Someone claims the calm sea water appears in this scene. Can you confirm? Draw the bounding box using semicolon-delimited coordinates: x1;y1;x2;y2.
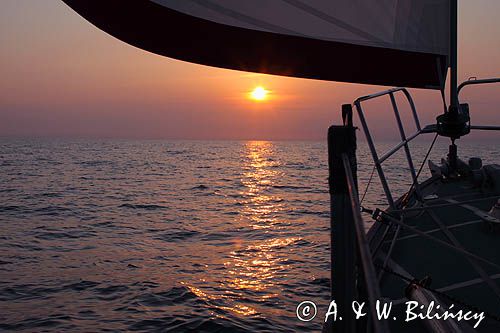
1;138;498;332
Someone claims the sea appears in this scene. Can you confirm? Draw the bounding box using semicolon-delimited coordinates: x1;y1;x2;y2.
1;138;498;332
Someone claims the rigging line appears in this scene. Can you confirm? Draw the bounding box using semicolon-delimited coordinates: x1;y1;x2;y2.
439;274;500;293
375;263;500;323
382;219;482;243
377;224;401;282
436;57;448;114
360;164;376;205
370;222;392;260
425;209;500;300
392;196;500;214
280;0;384;43
440;88;448;114
189;0;303;36
401;133;438;206
415;132;438;182
377;210;500;270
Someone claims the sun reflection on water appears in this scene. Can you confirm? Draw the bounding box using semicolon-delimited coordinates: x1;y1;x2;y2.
240;141;284;230
182;141;301;318
220;141;301;311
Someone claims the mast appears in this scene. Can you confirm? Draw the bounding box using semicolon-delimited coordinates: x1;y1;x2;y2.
450;0;459;110
444;0;468;171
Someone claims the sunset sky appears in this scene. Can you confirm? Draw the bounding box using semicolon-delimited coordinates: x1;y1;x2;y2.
0;0;499;140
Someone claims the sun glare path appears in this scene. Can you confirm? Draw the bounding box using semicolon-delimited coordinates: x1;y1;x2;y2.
249;86;269;101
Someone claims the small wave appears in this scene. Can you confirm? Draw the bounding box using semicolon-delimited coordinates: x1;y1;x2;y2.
90;221;114;227
192;184;209;190
40;192;61;198
131;281;160;289
272;185;306;190
65;280;99;291
0;284;62;301
199;232;233;242
134;317;246;333
154;230;200;242
0;205;22;212
134;286;197;308
35;230;95;240
119;203;167;210
95;285;129;296
310;277;330;288
166;150;188;155
292;209;329;217
78;160;113;166
33;206;73;216
0;315;72;331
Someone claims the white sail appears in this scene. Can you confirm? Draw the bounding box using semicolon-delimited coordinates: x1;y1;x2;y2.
62;0;451;89
154;0;449;55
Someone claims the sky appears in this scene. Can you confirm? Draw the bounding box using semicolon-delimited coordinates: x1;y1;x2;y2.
0;0;499;141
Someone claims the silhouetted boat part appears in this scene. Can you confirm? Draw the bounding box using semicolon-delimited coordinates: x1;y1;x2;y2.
327;81;500;332
61;0;449;89
60;1;500;332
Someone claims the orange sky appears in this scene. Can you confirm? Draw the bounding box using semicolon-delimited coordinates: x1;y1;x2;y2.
0;0;499;140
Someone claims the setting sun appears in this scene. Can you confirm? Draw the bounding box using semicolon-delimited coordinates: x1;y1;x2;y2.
249;86;269;101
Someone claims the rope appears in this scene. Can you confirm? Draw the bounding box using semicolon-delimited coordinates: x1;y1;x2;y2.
362;133;438;211
440;87;448;114
401;133;439;206
415;133;439;184
360;164;376;205
375;264;500;323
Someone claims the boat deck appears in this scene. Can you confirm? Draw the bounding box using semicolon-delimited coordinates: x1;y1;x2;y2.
369;168;500;332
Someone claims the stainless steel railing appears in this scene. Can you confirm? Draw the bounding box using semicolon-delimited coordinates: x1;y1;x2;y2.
353;81;500;209
354;88;425;208
342;153;388;333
